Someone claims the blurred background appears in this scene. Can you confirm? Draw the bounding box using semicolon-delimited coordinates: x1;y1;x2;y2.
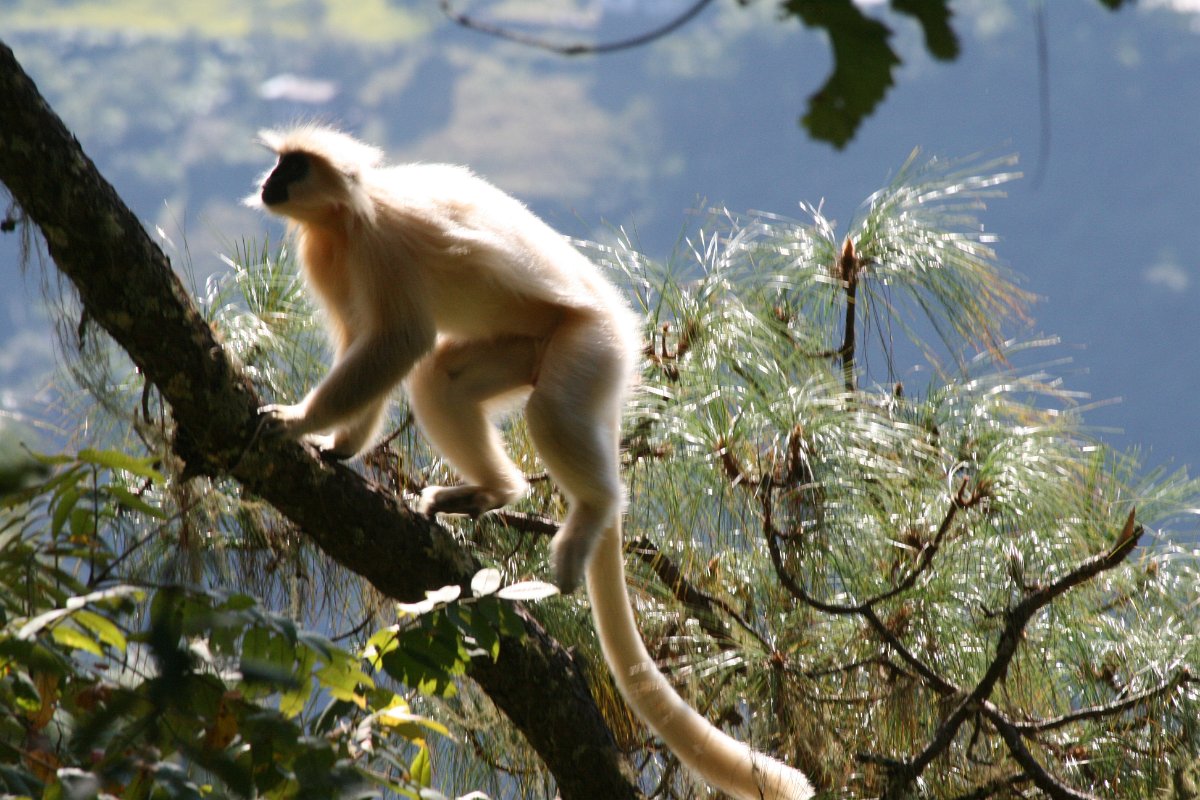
1;0;1197;471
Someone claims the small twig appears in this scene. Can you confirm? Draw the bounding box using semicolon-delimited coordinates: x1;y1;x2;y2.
838;237;861;392
946;773;1029;800
331;608;377;642
1012;668;1194;734
490;509;560;539
628;536;772;652
766;476;979;615
440;0;716;56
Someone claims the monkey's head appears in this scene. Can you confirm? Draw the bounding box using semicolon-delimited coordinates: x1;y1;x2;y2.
250;126;382;224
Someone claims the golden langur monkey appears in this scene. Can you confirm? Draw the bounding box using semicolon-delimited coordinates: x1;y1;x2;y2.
251;125;814;800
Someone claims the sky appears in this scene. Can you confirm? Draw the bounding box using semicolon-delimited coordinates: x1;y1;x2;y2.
1;0;1198;487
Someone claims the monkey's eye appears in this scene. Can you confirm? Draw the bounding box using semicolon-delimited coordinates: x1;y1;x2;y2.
262;152;310;205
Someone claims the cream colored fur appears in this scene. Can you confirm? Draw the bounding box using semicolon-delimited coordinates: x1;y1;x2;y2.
251;124;814;800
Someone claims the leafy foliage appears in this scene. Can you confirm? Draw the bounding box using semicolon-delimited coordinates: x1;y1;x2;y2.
0;450;530;800
584;152;1200;798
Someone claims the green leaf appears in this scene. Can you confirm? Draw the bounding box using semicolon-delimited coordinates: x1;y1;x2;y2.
363;625;401;667
51;624;103;657
477;596;525;641
786;0;900;148
891;0;958;60
77;448;164;481
279;645;316;718
379;647;458;698
408;742;432;788
17;587;142;640
106;485;166;519
315;657;375;702
50;485;80;538
446;604;497;661
68;505;95;541
72;609;127;652
374;705;450;739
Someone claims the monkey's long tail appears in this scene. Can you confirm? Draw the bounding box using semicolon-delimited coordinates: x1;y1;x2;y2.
585;522;815;800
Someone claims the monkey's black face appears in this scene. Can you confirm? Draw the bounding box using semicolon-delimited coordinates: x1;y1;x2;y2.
261;152;310;206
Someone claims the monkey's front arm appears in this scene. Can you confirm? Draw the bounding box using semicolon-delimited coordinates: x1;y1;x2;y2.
258;329;432;458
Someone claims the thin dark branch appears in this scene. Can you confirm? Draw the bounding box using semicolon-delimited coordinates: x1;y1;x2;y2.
987;711;1098;800
1031;0;1052;187
440;0;716;56
902;511;1144;788
768;459;1145;799
806;655;914;683
862;477;977;607
331;608;377;642
766;475;976;616
1011;668;1194;734
947;773;1029;800
762;488;959;700
491;509;561;539
838;238;859;392
857;605;959;697
628;536;773;652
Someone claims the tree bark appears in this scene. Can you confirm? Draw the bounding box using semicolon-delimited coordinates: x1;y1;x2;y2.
0;41;640;800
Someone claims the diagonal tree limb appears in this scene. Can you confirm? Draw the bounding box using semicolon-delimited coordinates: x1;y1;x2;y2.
894;512;1143;796
986;712;1098;800
0;41;641;800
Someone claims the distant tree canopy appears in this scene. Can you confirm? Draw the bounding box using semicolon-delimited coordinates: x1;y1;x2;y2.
443;0;1134;147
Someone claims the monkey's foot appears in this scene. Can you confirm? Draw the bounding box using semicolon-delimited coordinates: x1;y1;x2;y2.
550;529;597;595
417;484;516;518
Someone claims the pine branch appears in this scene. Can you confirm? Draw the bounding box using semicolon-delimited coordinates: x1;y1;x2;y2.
1010;668;1194;734
894;511;1143;795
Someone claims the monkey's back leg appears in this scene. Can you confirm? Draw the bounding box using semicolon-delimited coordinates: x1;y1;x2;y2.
524;315;632;592
408;335;539;516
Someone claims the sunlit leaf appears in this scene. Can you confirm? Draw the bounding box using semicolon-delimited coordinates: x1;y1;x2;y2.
77;447;164;481
50;624;102;657
72;609;126;653
50;485;79;539
495;581;559;601
470;568;502;597
409;742;432;788
106;484;166;519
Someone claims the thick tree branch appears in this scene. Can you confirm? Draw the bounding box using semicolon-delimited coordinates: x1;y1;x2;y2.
0;41;639;800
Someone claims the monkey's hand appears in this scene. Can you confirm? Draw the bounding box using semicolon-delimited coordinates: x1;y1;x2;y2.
257;402;309;439
257;404;339;455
